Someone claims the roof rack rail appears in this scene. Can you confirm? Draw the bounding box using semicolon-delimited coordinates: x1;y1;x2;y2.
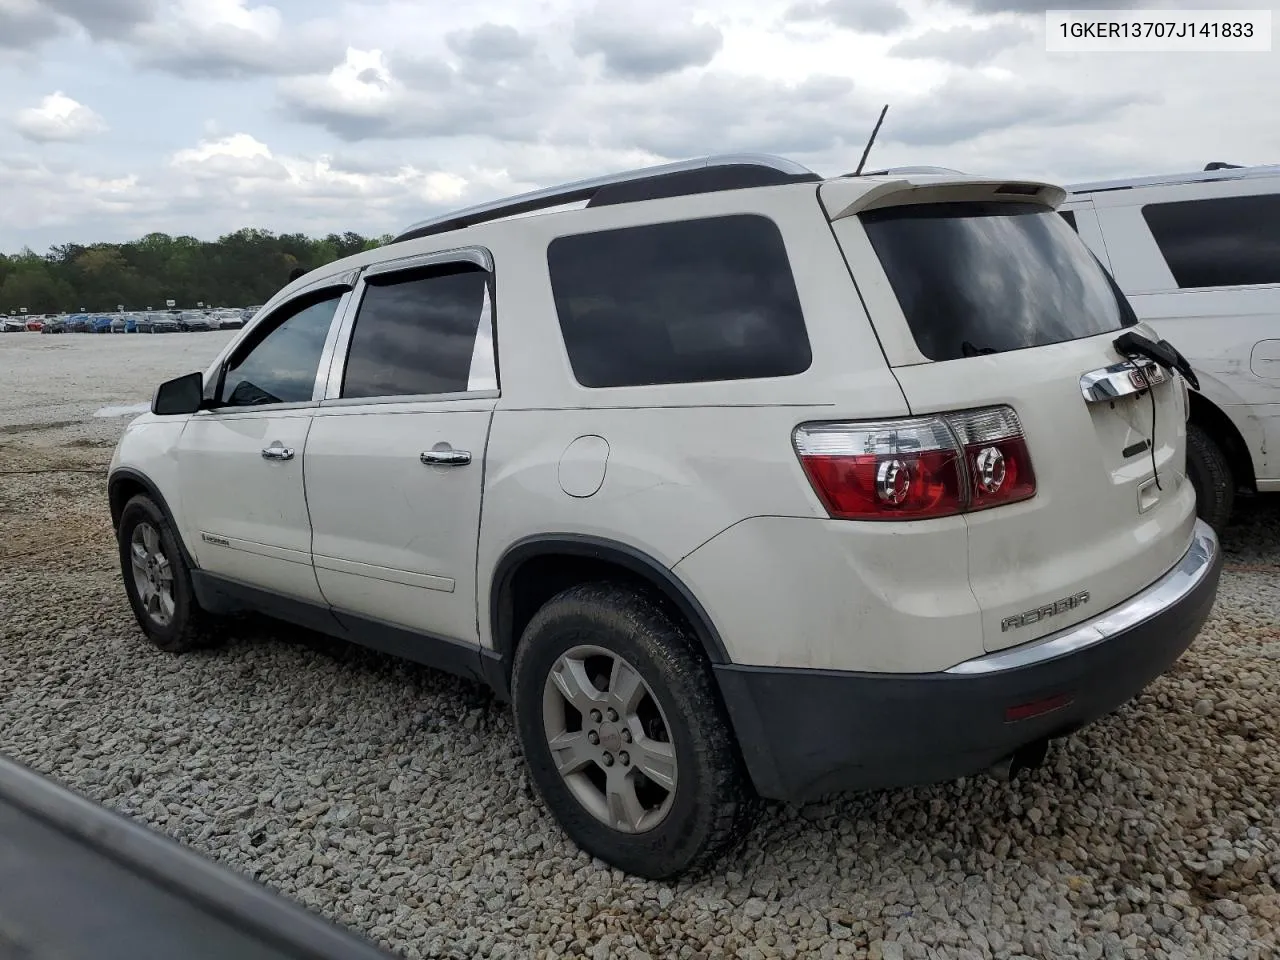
847;165;967;177
1204;161;1243;171
392;154;821;243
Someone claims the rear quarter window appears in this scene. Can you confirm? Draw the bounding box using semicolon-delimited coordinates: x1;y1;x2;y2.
861;201;1135;362
547;214;812;388
1141;193;1280;288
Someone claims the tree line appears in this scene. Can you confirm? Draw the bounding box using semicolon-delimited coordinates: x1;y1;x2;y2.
0;228;393;315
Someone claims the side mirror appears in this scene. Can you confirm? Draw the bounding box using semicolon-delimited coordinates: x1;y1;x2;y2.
152;372;205;416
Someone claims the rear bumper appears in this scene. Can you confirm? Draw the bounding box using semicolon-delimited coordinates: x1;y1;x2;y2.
715;519;1221;803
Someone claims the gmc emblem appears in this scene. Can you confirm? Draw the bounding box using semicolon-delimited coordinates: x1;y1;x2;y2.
1001;591;1090;632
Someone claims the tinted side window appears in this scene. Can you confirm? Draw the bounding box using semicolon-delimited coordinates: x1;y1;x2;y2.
1059;209;1077;231
1142;194;1280;288
548;214;811;388
218;294;341;406
341;265;492;399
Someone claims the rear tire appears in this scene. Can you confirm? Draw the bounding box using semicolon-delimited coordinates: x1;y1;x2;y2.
511;582;759;879
117;495;223;653
1186;422;1234;531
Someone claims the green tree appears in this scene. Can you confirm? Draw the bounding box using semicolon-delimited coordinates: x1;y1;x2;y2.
0;228;383;314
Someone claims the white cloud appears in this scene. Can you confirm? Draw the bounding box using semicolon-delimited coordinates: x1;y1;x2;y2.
2;0;1280;251
890;21;1033;66
571;4;724;79
129;0;343;77
14;92;108;143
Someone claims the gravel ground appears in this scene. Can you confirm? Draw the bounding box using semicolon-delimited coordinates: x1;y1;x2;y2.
1;333;1279;960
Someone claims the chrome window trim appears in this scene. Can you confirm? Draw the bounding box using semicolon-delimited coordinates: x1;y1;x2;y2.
191;401;320;418
945;520;1218;676
322;246;498;402
314;288;360;401
317;389;500;410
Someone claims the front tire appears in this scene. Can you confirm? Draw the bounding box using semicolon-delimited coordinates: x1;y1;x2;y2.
511;582;758;879
117;495;222;652
1186;422;1234;531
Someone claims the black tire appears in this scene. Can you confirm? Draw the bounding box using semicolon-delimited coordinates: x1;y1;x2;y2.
511;582;759;879
1186;422;1234;531
117;494;223;652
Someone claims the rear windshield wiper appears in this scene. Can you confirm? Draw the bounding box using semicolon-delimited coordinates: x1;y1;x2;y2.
1113;331;1200;391
960;341;999;358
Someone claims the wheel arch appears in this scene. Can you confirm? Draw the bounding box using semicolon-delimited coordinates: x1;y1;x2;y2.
1188;391;1257;492
489;535;731;678
108;468;199;571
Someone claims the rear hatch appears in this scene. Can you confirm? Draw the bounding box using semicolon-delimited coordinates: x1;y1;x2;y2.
822;177;1196;653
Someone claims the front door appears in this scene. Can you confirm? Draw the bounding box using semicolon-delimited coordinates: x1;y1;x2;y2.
178;289;348;603
303;252;498;643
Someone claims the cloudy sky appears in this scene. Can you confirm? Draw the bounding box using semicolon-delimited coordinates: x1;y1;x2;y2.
1;0;1276;251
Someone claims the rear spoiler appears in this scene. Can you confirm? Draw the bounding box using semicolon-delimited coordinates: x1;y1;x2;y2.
821;177;1067;222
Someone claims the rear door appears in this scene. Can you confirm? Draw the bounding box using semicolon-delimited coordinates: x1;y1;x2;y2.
303;249;498;645
823;180;1196;653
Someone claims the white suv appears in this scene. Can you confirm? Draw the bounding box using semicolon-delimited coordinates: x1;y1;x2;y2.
108;155;1222;879
1061;163;1280;528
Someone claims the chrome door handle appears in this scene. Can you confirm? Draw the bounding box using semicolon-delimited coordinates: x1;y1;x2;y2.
420;449;471;466
261;445;295;461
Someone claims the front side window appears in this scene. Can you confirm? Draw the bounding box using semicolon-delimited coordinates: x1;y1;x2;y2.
218;293;342;406
341;264;493;399
548;214;811;388
861;201;1136;362
1142;194;1280;289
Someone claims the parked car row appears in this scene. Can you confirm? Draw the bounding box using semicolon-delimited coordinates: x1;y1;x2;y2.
2;308;254;335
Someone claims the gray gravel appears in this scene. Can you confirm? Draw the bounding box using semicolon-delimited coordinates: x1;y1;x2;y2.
2;333;1279;960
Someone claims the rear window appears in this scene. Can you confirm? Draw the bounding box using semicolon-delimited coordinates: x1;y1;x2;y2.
861;201;1135;362
547;214;811;388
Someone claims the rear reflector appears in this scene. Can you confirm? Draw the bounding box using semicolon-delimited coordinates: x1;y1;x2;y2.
793;405;1036;521
1005;692;1074;723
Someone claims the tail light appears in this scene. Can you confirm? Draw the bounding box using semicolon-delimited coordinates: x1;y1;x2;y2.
793;405;1036;521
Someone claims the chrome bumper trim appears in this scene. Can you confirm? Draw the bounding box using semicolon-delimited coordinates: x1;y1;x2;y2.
945;519;1219;676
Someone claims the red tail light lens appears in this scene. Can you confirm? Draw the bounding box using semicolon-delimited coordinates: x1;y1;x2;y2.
794;406;1036;521
944;407;1037;510
792;418;967;520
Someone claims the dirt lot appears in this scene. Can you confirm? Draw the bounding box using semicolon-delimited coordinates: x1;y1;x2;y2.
1;332;1278;960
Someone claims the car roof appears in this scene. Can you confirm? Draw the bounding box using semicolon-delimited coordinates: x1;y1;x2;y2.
1068;163;1280;194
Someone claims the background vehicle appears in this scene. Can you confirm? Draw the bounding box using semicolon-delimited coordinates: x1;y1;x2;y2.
0;751;395;960
26;318;45;332
2;317;25;332
141;314;180;334
110;156;1220;879
1062;162;1280;529
91;316;114;333
179;310;214;332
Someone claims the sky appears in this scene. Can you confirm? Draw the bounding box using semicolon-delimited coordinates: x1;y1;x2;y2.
1;0;1276;252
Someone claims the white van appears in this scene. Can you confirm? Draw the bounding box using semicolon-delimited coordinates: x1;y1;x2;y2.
1062;163;1280;528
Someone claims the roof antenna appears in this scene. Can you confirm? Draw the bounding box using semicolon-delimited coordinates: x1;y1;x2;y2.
852;104;889;176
